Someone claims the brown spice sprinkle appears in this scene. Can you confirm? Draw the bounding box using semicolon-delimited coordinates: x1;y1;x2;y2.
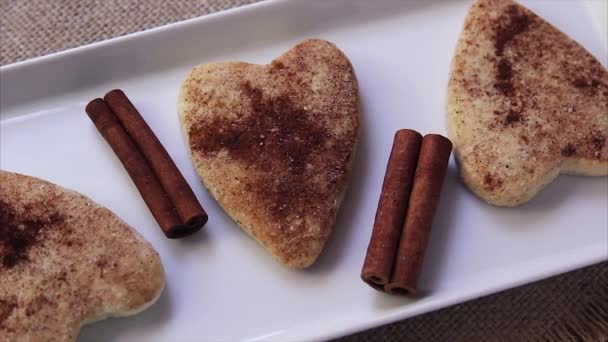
189;81;355;224
572;77;608;97
591;131;606;151
491;6;532;99
0;296;17;324
484;173;504;191
573;77;605;89
0;199;64;269
495;59;514;96
504;109;523;126
492;5;532;101
494;4;531;56
492;5;527;96
572;78;588;88
561;143;577;157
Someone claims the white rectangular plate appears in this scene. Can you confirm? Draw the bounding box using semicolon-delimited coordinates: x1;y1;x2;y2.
1;0;607;341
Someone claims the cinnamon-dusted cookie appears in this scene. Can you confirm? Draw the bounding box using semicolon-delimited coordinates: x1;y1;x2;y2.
178;39;359;268
0;170;165;341
447;0;608;206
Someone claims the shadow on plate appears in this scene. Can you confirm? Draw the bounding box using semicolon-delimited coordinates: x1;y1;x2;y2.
478;173;608;229
511;174;608;212
77;282;173;341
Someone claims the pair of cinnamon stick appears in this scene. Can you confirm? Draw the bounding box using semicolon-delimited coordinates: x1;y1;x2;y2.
86;90;207;238
361;129;452;295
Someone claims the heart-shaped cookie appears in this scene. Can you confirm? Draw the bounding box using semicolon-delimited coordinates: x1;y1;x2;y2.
0;170;165;340
178;39;359;268
447;0;608;206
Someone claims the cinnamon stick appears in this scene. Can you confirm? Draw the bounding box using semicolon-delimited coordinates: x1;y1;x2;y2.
104;89;207;231
85;99;184;236
86;93;207;238
361;129;422;290
385;134;452;295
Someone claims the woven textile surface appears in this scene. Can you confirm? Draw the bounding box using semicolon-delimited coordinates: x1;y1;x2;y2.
1;0;607;341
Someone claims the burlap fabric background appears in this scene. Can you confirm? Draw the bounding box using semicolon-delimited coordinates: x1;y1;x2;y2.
1;1;607;341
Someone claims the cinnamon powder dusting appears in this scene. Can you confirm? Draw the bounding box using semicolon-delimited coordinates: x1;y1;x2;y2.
0;296;17;324
0;199;64;269
591;131;606;151
561;143;577;157
483;173;503;191
504;109;523;126
189;81;354;222
492;5;531;97
572;77;607;96
495;59;514;96
591;131;606;159
572;78;588;88
494;5;531;56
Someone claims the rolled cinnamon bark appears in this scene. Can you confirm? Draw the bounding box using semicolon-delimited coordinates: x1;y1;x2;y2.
104;89;207;232
85;99;183;236
385;134;452;295
361;129;422;290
